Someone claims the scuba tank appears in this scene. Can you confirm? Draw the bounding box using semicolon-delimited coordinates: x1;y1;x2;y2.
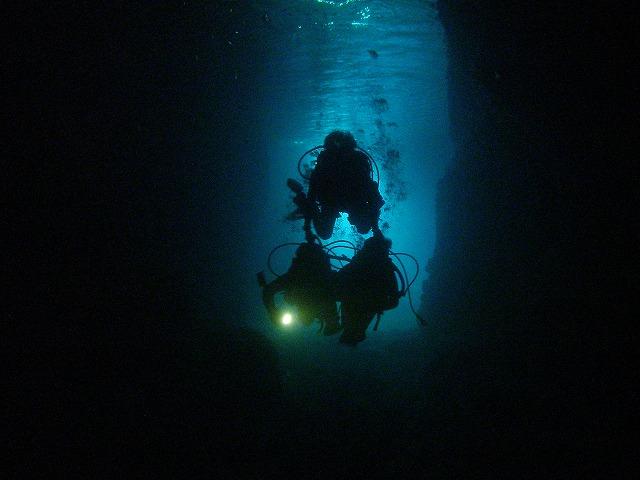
335;232;404;344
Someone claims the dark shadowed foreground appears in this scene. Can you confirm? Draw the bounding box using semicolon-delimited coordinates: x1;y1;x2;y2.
7;2;637;476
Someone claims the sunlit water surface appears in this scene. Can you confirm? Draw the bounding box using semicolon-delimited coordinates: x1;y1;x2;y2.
228;0;451;333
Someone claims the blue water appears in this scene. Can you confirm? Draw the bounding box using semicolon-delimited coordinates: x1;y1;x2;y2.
229;0;451;332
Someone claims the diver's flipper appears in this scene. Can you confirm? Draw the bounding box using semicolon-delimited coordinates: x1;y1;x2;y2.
287;178;304;194
285;209;305;221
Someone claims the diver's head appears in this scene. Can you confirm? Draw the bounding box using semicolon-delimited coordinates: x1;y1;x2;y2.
293;242;330;270
323;130;357;153
361;234;392;258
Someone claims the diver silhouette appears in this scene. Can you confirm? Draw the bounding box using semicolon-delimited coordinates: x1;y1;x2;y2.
291;130;384;239
335;231;402;345
257;129;422;345
258;240;341;336
257;230;403;344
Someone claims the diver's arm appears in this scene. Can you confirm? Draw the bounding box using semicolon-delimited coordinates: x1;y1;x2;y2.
354;150;371;175
262;276;287;325
307;171;318;203
308;151;329;203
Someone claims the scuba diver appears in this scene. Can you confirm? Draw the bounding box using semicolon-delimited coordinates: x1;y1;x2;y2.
335;231;402;344
258;229;403;344
257;129;422;345
258;239;341;336
291;130;385;239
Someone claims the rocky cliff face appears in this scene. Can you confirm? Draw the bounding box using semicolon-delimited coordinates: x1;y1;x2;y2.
420;0;637;471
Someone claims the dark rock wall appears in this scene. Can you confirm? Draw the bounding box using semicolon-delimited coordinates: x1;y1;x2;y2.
8;1;637;475
420;0;637;471
7;5;284;476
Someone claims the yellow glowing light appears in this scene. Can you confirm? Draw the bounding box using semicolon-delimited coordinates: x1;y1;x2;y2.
281;312;293;326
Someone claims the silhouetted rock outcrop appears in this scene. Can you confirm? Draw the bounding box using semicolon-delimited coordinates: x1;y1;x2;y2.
420;1;637;473
7;5;284;476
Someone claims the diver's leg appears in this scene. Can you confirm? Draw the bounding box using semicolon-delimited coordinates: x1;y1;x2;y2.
313;207;338;239
321;301;341;336
339;303;372;345
346;180;384;234
262;276;287;325
348;206;379;235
